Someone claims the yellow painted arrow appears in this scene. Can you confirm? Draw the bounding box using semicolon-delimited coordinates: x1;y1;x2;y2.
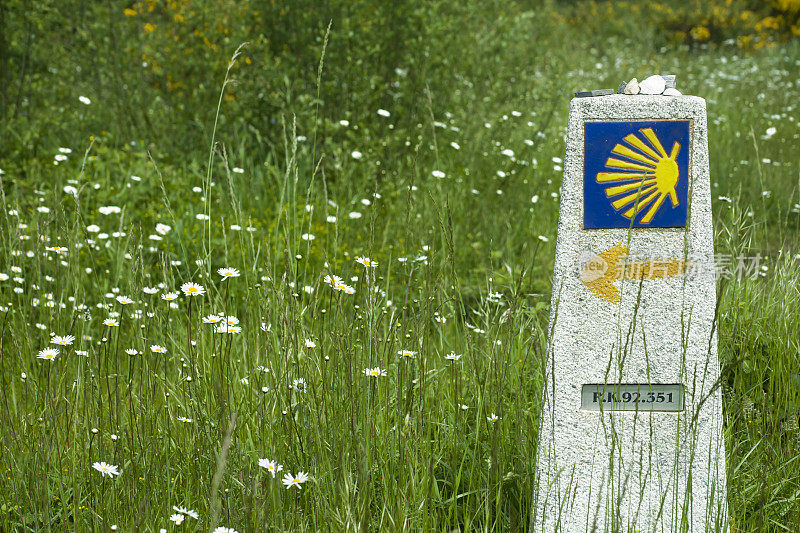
579;243;688;304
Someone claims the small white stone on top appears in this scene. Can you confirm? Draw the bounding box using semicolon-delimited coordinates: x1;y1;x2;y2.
623;78;640;95
639;74;666;95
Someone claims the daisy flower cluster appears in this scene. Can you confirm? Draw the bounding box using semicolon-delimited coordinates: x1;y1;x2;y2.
170;506;199;525
323;274;355;294
203;314;242;334
258;458;309;490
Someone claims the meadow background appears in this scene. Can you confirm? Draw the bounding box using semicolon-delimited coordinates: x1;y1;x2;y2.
1;0;799;530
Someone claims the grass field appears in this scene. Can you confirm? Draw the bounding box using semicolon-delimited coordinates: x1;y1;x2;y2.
1;2;799;531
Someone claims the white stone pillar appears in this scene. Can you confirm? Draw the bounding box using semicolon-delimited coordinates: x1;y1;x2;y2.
535;95;728;532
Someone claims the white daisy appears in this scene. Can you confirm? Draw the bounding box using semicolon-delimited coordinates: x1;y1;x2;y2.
92;461;120;477
180;282;205;296
282;471;309;489
258;458;284;478
37;348;59;361
51;335;75;346
217;267;240;279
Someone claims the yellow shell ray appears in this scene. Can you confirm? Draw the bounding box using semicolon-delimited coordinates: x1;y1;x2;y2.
611;144;659;167
622;188;660;218
611;185;657;210
669;141;680;159
596;172;651;183
604;178;657;197
640;127;668;158
604;157;656;172
640;192;669;223
622;133;662;161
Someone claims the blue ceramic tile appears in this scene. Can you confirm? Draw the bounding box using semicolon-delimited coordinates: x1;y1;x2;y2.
584;120;690;229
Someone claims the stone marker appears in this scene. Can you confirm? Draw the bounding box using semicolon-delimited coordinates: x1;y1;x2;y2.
535;94;728;532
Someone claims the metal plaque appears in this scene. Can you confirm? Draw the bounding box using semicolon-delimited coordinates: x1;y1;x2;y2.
581;383;684;412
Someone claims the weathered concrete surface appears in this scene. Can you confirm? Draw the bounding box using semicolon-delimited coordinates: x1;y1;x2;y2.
535;95;727;532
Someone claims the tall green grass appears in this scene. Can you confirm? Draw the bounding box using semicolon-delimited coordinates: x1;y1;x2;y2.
0;4;799;532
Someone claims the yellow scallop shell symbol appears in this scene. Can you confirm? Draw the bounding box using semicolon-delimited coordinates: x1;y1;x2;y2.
596;128;681;224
